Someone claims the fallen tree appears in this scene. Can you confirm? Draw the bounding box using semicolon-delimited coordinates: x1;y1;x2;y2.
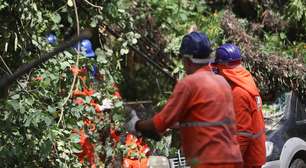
221;10;306;99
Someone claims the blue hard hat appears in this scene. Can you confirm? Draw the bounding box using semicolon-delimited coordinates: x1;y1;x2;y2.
179;32;212;59
81;39;95;58
215;43;241;63
47;34;57;45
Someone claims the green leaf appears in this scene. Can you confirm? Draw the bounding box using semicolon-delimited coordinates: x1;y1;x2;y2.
47;106;56;113
280;32;286;40
51;13;61;24
140;153;146;158
130;151;139;159
40;140;52;157
67;0;73;7
112;113;124;122
60;61;70;70
85;106;95;113
77;120;83;128
49;74;57;81
70;134;80;143
0;1;8;10
3;111;10;120
11;94;20;100
41;78;51;88
71;146;82;153
43;114;53;126
114;101;123;108
131;38;137;44
57;141;65;147
120;48;129;55
67;59;75;64
84;96;92;104
49;58;57;65
24;117;32;127
96;48;108;64
7;100;20;111
106;146;113;157
63;51;73;58
90;18;98;27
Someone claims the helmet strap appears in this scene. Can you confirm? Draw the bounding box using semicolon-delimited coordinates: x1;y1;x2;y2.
182;54;212;64
190;57;212;64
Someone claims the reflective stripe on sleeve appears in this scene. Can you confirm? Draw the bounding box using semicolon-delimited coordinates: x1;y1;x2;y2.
179;118;235;128
237;129;265;139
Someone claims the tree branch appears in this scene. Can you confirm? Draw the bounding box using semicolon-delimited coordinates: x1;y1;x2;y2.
57;0;81;126
83;0;103;10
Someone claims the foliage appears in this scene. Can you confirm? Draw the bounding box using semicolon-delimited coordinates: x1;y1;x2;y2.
0;0;305;167
0;0;129;167
286;0;306;25
260;32;306;61
221;10;306;100
258;0;306;62
119;0;225;102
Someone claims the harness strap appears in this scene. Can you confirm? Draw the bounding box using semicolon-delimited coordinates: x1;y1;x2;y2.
179;118;234;128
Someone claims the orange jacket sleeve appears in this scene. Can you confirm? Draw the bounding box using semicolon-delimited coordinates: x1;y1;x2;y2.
152;81;192;133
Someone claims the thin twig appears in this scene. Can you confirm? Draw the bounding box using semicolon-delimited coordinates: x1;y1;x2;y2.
0;66;8;74
57;0;81;126
0;54;26;89
83;0;103;10
54;4;66;13
123;100;153;105
0;55;13;74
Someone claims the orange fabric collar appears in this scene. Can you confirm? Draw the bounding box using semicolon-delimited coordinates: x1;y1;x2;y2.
218;64;259;96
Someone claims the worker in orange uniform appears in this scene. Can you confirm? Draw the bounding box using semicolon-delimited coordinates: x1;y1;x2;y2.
215;44;266;168
126;32;242;168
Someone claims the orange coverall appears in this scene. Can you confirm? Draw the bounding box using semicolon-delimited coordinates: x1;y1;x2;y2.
152;65;243;168
219;63;266;168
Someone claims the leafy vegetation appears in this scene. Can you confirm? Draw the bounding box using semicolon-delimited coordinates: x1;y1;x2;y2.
0;0;305;167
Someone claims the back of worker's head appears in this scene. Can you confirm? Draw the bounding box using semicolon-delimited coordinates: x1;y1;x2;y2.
215;43;241;64
179;32;213;74
179;31;212;64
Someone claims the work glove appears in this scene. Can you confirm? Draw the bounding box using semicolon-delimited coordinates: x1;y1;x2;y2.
125;110;141;136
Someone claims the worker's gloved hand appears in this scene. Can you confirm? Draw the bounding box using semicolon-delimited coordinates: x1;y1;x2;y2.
125;110;141;136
